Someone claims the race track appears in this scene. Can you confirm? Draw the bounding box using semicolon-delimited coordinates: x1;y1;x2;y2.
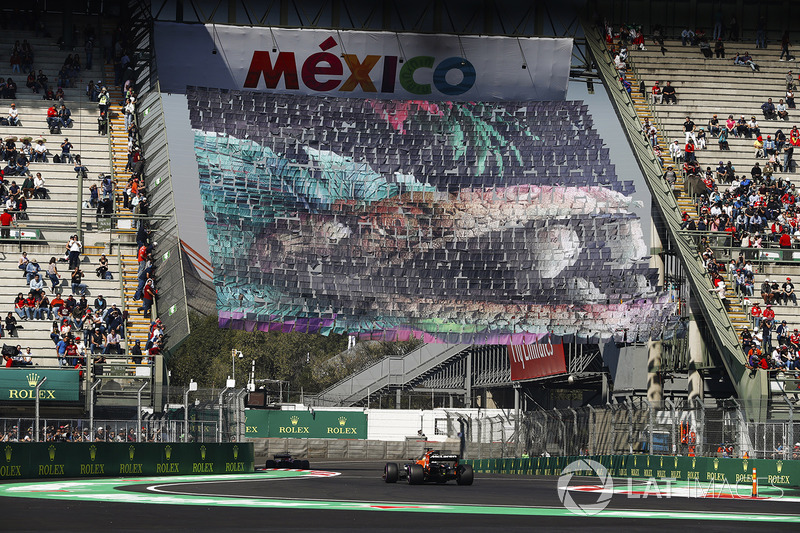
1;460;799;532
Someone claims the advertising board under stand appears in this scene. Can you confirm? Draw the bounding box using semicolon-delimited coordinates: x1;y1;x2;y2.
245;410;367;439
0;369;80;402
0;443;254;480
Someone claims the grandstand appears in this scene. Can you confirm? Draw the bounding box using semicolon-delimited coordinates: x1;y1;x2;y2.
0;9;184;415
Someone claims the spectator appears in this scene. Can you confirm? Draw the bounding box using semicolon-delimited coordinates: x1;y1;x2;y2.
0;209;13;238
669;140;683;163
5;313;18;337
662;81;677;104
96;255;109;279
780;31;795;62
7;103;19;126
783;277;797;305
651;81;662;104
32;139;47;163
70;267;87;296
138;278;157;318
681;27;696;46
17;251;28;274
3;78;17;99
762;98;777;120
74;155;88;177
683;116;697;144
777;99;790;121
25;257;39;283
123;98;135;131
714;39;725;59
734;51;759;72
708;114;721;136
32;172;46;199
14;293;28;320
103;328;121;355
67;235;82;270
46;257;61;293
25;71;39;93
58;105;72;128
98;87;109;116
46;104;58;129
60;138;73;164
29;274;45;298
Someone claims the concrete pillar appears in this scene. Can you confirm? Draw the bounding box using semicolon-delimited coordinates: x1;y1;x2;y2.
647;340;663;409
649;213;665;288
688;317;706;401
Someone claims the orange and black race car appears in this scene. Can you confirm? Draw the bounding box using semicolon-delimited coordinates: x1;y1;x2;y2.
383;450;474;485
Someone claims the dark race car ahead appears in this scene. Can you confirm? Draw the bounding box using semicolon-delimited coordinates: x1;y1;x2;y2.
265;452;310;469
383;450;473;485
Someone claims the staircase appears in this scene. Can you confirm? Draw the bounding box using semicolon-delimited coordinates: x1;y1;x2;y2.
311;344;471;406
100;39;152;351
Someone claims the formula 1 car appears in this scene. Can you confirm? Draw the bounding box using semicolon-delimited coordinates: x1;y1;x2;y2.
265;452;310;469
383;450;473;485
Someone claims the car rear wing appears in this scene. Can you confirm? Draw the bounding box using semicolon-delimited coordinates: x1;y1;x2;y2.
429;454;459;462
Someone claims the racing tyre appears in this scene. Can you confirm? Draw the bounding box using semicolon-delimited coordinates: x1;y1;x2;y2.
456;464;474;486
407;464;424;485
300;460;310;470
384;462;399;483
265;459;277;469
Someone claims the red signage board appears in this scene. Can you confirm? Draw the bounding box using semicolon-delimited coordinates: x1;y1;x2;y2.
508;343;566;381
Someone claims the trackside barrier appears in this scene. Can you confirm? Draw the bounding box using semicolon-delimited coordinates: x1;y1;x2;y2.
464;454;800;487
0;443;253;480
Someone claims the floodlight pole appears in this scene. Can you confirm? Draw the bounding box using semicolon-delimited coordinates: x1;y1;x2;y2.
34;376;47;442
89;379;101;439
218;387;230;442
137;382;149;442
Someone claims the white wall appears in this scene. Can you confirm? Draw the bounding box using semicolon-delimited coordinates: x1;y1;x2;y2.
278;405;511;442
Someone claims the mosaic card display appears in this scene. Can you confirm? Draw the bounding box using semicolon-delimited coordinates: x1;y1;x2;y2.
188;87;674;343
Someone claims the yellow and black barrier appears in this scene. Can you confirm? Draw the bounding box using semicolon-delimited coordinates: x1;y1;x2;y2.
465;454;800;487
0;442;254;480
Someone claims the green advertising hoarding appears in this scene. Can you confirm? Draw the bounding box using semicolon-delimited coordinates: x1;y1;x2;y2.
0;443;254;480
0;369;80;402
466;454;800;487
245;410;367;439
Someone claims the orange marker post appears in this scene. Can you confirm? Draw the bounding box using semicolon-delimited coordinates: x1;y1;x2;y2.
752;467;757;498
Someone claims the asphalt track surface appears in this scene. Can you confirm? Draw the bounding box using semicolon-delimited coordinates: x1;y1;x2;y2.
1;460;799;532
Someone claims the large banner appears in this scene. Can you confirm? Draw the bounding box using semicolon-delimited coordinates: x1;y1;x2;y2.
245;410;368;439
190;88;674;343
0;369;80;402
155;23;572;101
508;343;566;381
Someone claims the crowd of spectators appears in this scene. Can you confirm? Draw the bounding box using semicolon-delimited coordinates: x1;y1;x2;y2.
603;20;800;377
0;424;166;442
2;28;162;368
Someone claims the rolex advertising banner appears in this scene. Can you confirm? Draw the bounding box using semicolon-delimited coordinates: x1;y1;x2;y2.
154;23;572;101
0;369;80;401
0;443;254;480
245;410;367;439
466;454;800;488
